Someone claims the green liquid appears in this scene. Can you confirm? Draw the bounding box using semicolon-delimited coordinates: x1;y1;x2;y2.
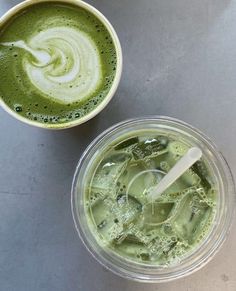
85;131;217;266
0;2;117;124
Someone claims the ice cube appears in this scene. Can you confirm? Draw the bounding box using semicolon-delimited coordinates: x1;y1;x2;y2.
132;136;169;161
117;161;158;204
116;194;142;224
92;152;131;194
115;240;150;261
191;161;213;190
172;192;211;243
115;137;139;151
90;197;126;244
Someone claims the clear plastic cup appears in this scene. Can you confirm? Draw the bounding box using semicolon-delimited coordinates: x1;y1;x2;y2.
71;116;235;282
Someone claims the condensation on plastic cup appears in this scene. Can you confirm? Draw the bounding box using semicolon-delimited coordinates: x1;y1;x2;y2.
71;116;235;282
0;0;122;129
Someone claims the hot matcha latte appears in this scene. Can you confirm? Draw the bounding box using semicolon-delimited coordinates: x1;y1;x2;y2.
0;1;119;127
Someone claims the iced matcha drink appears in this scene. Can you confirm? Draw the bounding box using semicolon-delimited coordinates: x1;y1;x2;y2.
84;130;216;266
72;117;234;281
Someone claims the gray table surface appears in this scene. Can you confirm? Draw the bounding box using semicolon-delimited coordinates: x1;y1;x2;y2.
1;0;236;290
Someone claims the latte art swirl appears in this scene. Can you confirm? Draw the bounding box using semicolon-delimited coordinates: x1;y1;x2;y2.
2;27;102;104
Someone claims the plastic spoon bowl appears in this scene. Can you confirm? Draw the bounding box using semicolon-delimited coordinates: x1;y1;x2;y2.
148;147;202;201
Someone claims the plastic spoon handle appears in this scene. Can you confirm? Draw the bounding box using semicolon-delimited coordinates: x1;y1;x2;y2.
149;147;202;201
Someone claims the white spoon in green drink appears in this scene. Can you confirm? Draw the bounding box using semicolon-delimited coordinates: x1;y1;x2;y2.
148;147;202;202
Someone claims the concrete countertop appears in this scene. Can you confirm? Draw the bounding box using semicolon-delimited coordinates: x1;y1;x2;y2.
0;0;236;290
